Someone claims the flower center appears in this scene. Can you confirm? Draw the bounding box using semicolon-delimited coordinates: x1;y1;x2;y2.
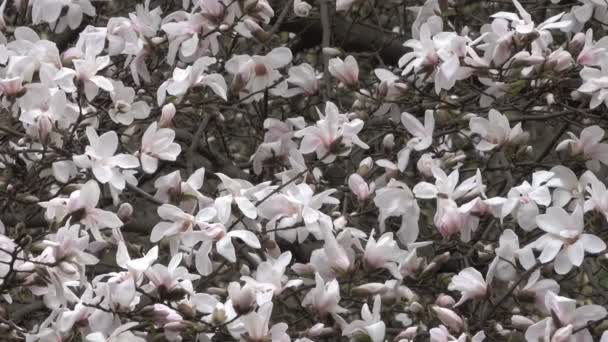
254;63;268;76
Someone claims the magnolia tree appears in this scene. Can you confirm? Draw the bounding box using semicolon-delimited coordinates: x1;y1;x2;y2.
2;0;608;341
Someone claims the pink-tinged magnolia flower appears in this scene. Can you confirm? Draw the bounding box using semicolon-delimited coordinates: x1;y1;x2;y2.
240;303;290;342
140;122;181;174
417;153;442;177
340;295;386;342
31;0;96;32
258;183;339;243
302;272;347;316
398;20;471;94
55;54;114;101
516;269;559;312
413;167;479;201
491;0;570;34
348;173;375;201
546;165;590;208
185;221;261;266
399;247;425;279
18;84;70;141
485;0;570;59
161;11;220;65
309;217;357;278
227;282;256;315
401;110;435;151
252;117;305;175
578;62;608;109
39;180;123;240
150;204;199;254
433;198;480;241
295;101;369;163
241;251;302;305
73;127;140;190
214;173;270;223
108;81;150;125
36;224;99;283
143;253;200;298
469;109;526;152
448;267;488;306
488;229;536;282
532;205;606;274
154;167;212;213
556;125;608;171
106;17;139;56
497;170;554;231
148;303;185;341
576;29;608;66
225;47;292;102
363;232;403;279
157;56;227;105
328;55;359;88
525;291;607;342
374;179;420;245
284;63;321;97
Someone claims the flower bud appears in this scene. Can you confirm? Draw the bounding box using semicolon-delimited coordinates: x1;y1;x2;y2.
432;306;463;333
228;282;256;315
383;134;395;152
351;283;387;297
117;203;133;222
408;301;424;313
569;32;585;55
511;315;534;330
357;157;374;177
37;115;53;143
322;47;342;57
159;103;176;128
211;303;227;325
417;153;440;178
435;293;455;307
293;0;312;17
333;216;347;229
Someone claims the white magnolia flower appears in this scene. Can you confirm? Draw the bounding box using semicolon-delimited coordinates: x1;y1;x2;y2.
214;173;270;223
157;56;227;105
140;122;181;174
525;291;607;342
469;109;526;152
341;295;386;342
328;55;359;88
73;126;140;190
295;101;369;163
108;81;150;125
225;47;292;102
448;267;488;306
532;205;606;274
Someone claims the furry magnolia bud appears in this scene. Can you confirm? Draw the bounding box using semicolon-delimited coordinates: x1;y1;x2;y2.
117;202;133;222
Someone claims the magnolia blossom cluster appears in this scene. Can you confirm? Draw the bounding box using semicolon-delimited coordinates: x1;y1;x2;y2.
0;0;608;342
